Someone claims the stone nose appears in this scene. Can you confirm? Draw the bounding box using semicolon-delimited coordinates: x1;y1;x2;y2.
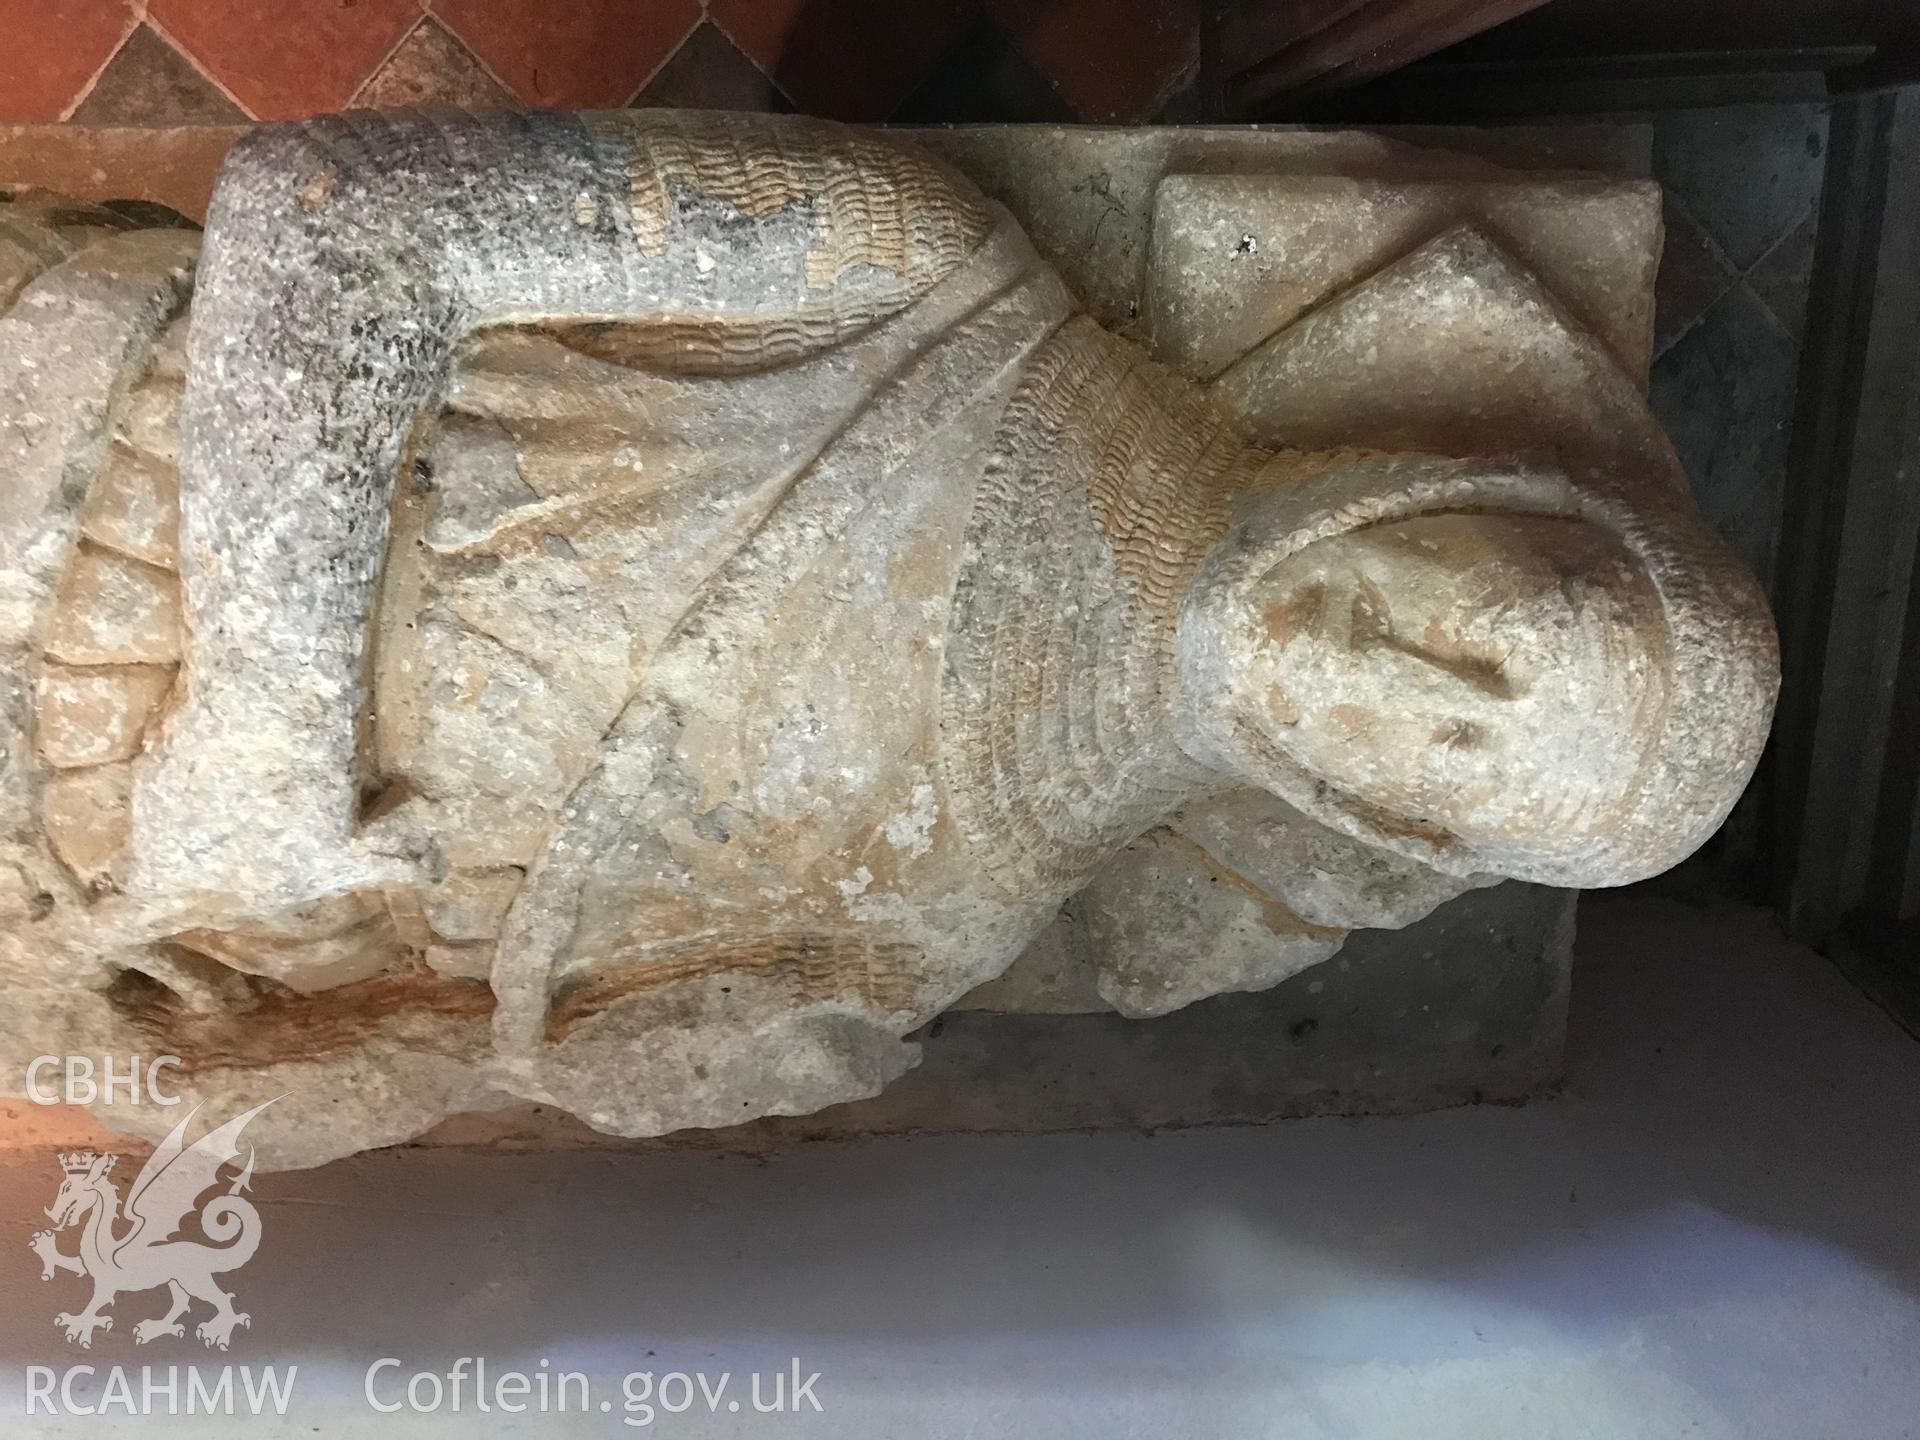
1233;509;1679;878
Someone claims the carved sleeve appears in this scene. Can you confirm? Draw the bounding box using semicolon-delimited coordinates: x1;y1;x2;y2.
137;110;996;905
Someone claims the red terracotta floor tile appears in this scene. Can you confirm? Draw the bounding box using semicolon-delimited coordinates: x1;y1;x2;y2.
709;0;978;121
0;0;136;122
432;0;700;108
985;0;1199;122
146;0;423;120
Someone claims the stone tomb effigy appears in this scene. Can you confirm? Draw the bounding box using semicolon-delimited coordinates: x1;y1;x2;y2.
0;116;1775;1166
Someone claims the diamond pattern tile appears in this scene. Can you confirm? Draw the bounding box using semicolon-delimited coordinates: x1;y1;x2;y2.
1653;103;1829;271
0;0;1448;127
1745;213;1818;346
709;0;978;121
146;0;421;119
893;16;1075;124
0;0;136;122
353;17;513;111
432;0;700;108
70;24;246;125
1654;195;1738;359
631;20;788;113
1650;283;1798;591
984;0;1199;123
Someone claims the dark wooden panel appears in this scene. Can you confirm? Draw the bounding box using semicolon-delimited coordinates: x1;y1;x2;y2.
1208;0;1551;114
1447;0;1920;59
1770;90;1920;959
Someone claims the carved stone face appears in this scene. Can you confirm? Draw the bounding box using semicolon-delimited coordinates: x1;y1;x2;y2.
1216;511;1677;878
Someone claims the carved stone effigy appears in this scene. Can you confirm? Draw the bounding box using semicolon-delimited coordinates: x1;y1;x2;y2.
0;114;1777;1167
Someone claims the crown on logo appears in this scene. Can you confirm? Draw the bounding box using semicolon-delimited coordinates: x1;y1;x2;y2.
57;1151;112;1176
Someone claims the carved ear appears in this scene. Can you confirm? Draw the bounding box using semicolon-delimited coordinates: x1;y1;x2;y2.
89;1153;116;1182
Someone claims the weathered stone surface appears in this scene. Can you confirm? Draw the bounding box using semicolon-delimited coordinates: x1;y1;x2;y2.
173;891;399;994
418;879;1576;1149
1211;226;1670;468
0;226;194;655
0;115;1777;1169
77;441;180;569
115;317;187;467
423;868;524;943
1174;791;1494;932
0;234;46;311
425;940;496;982
1145;171;1660;382
42;549;181;665
34;662;172;767
40;761;131;882
910;124;1653;356
881;878;1575;1134
1075;828;1351;1018
0;213;193;1009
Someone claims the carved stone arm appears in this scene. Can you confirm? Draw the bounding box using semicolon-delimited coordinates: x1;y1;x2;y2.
136;111;998;909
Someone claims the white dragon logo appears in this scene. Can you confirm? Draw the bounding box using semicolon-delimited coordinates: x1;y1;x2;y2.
28;1098;278;1350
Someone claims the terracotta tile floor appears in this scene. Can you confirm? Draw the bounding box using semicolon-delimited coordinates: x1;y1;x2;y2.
0;0;1201;123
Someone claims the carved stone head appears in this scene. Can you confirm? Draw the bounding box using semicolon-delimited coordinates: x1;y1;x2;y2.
1178;452;1777;887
